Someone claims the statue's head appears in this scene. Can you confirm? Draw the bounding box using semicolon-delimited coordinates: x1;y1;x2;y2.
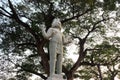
51;18;62;30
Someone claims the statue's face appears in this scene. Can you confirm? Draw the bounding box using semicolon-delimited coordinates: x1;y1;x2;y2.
52;18;62;29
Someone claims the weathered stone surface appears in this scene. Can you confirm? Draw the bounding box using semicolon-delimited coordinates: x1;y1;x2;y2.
47;74;66;80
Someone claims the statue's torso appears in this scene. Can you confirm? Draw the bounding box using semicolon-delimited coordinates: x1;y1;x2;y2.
48;28;63;54
50;28;62;43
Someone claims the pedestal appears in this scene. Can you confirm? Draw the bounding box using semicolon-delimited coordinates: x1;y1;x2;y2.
47;74;66;80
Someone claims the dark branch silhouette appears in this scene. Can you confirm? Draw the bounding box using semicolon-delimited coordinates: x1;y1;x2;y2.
61;8;92;23
17;43;37;47
7;57;47;79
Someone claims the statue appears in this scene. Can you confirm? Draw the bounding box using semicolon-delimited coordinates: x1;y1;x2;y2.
42;18;71;77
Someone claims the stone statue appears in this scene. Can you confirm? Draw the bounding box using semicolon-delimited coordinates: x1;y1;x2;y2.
42;18;71;77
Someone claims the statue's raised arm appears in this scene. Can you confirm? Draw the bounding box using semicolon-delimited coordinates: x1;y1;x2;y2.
42;28;54;40
62;34;72;45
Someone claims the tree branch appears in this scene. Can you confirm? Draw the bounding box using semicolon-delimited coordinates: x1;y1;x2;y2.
61;8;92;23
111;55;120;62
80;61;110;66
74;18;111;72
0;11;11;18
86;48;101;51
8;0;18;19
84;18;108;40
97;64;103;80
17;43;37;47
7;57;47;79
0;6;12;16
1;0;49;75
7;0;39;40
69;31;82;41
21;67;47;80
28;54;39;58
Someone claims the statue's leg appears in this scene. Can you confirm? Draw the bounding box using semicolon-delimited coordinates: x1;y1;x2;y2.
56;54;63;74
49;42;57;76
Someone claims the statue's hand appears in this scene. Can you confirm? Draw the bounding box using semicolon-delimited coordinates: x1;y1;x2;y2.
67;36;72;43
40;24;46;31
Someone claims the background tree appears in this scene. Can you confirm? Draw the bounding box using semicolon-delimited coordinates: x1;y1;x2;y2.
0;0;120;80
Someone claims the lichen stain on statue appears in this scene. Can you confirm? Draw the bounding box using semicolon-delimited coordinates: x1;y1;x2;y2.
42;18;71;80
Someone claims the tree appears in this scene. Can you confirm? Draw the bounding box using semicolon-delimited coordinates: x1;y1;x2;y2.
0;0;120;80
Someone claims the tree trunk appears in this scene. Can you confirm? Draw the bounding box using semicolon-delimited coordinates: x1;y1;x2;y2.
36;39;50;75
66;72;74;80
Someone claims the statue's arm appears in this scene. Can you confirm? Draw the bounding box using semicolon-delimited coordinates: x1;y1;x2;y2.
42;28;53;39
62;34;72;45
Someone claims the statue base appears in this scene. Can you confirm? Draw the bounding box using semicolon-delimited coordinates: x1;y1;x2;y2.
47;74;66;80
